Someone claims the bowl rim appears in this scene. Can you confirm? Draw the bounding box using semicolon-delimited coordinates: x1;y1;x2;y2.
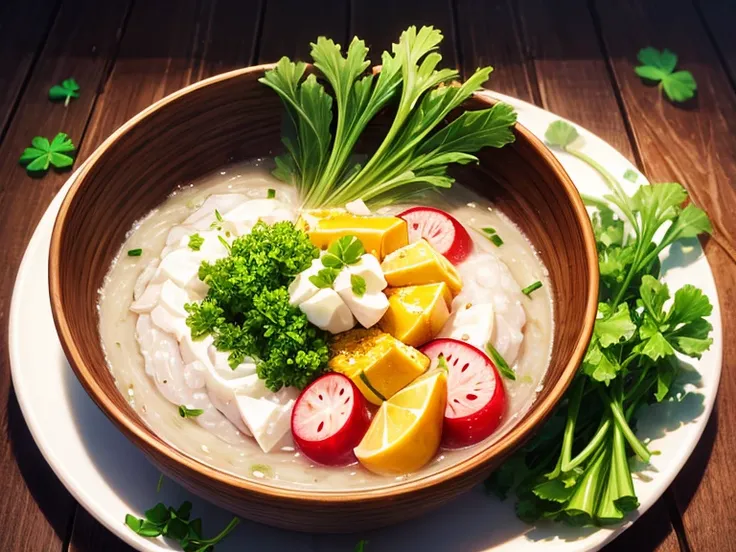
48;63;599;504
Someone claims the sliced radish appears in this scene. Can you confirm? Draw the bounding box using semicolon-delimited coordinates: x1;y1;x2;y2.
291;373;370;465
420;338;506;448
399;206;473;265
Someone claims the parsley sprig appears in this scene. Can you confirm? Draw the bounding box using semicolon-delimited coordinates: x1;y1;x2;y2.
634;48;696;103
260;26;517;208
488;120;713;526
19;132;76;173
125;501;239;551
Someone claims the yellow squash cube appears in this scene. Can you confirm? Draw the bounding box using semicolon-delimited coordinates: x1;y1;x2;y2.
303;212;408;260
380;239;463;294
329;328;429;405
379;283;452;347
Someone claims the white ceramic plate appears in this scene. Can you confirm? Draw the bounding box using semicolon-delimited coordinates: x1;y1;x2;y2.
9;92;722;552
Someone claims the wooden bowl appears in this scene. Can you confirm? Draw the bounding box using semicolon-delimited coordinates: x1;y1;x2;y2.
48;64;598;533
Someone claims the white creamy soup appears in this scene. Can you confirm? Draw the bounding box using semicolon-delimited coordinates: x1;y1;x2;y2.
99;159;553;491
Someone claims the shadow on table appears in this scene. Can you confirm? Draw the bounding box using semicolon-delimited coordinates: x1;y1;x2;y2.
6;386;76;543
670;400;719;511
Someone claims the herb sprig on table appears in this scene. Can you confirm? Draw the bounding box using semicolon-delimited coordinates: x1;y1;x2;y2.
486;120;713;526
260;25;517;208
185;221;329;391
18;132;76;174
125;501;239;551
635;47;696;103
48;77;80;106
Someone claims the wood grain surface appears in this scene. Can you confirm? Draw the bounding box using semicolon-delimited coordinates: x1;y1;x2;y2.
0;0;734;550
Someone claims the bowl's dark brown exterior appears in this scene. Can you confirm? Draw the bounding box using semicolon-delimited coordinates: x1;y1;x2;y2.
49;64;598;533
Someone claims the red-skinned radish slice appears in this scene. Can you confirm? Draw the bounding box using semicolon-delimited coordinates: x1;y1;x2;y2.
399;206;473;264
420;338;506;448
291;373;370;465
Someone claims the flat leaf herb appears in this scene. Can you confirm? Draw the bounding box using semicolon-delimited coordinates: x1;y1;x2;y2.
125;500;240;551
309;267;340;289
635;47;696;103
351;274;366;297
19;132;75;174
489;120;714;527
48;78;80;106
260;26;517;208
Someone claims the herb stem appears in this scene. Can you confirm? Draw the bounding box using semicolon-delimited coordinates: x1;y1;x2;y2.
560;378;585;472
602;386;651;462
563;415;612;472
567;148;637;231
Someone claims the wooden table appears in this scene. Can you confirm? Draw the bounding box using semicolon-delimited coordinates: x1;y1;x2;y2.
1;0;734;550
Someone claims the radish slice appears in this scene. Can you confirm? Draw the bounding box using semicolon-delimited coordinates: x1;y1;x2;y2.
399;206;473;264
421;338;506;448
291;373;370;465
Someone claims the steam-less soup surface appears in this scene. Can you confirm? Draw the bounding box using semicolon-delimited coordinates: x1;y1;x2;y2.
99;160;553;491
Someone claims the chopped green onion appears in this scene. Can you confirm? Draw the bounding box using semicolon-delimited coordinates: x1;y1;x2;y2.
127;248;142;257
486;342;515;380
178;405;204;418
267;188;276;198
480;227;503;247
218;235;231;251
489;234;504;247
521;281;543;297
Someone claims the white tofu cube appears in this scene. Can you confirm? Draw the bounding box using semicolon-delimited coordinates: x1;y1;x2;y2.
287;257;323;306
299;288;355;334
348;254;387;293
333;269;389;328
235;394;296;453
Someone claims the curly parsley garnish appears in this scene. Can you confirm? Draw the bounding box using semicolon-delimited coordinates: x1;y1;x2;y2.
185;221;329;391
188;233;205;251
